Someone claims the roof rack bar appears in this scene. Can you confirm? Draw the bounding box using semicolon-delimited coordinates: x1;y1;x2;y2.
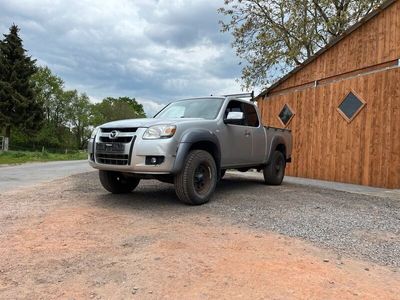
223;91;255;101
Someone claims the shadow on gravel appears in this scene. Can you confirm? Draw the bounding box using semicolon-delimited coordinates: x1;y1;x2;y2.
73;172;400;268
90;175;293;210
93;176;269;209
95;189;182;208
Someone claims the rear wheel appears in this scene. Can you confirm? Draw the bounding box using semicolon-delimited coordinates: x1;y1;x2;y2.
263;151;286;185
174;150;217;205
99;170;140;194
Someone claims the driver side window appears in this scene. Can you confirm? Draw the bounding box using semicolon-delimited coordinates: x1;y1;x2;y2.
225;101;259;127
225;100;245;125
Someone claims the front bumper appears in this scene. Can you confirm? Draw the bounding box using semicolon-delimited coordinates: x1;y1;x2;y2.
88;128;180;174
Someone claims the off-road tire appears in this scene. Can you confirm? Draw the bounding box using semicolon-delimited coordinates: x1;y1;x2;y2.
174;150;217;205
263;150;286;185
99;170;140;194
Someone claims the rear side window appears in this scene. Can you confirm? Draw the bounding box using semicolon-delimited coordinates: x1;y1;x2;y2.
243;103;259;127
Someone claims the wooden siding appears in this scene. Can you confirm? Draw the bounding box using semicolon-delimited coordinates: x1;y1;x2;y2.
259;68;400;188
271;0;400;93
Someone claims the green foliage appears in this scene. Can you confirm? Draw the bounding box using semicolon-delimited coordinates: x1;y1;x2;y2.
32;66;65;125
30;66;75;149
0;150;87;164
65;91;92;148
91;96;146;127
219;0;385;88
0;25;147;152
0;24;44;138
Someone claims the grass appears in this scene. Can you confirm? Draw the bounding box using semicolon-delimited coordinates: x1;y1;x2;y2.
0;150;87;165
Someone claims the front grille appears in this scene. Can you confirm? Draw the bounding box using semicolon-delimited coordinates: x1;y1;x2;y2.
99;136;132;143
101;127;137;133
95;131;136;166
96;153;129;165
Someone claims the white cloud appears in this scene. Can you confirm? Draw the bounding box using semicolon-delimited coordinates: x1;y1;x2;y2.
0;0;246;110
139;99;165;117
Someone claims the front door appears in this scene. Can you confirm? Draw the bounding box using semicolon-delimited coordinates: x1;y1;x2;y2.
220;100;253;167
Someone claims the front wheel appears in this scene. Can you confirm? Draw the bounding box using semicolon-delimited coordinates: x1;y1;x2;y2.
99;170;140;194
174;150;217;205
263;151;286;185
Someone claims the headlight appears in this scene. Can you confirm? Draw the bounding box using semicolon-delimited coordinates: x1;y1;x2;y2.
90;127;100;139
143;125;176;139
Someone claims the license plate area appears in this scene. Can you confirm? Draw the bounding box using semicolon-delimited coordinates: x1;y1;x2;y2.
96;142;125;153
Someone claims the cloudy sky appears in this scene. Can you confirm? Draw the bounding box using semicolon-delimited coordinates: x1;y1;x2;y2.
0;0;246;116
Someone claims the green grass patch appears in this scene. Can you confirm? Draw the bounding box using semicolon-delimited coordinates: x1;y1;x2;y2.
0;150;87;165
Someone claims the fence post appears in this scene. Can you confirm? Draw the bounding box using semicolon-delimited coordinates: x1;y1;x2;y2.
42;146;45;153
3;137;9;151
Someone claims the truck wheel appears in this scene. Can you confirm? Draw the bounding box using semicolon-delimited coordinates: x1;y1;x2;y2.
263;151;286;185
99;170;140;194
174;150;217;205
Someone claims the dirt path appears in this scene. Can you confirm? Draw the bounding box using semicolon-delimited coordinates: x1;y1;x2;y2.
0;173;399;299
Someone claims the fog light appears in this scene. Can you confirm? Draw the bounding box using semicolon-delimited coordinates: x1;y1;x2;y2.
145;156;165;165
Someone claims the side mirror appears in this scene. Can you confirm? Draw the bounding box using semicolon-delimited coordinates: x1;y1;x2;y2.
224;111;244;125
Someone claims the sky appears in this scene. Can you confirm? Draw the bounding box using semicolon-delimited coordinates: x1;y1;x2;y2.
0;0;246;116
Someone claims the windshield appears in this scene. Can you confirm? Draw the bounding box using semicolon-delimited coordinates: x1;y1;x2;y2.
155;98;224;120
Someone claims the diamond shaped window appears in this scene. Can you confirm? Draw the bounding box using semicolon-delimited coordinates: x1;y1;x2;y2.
278;104;295;127
338;92;366;122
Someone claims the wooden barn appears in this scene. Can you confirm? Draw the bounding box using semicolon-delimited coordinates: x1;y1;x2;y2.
257;0;400;189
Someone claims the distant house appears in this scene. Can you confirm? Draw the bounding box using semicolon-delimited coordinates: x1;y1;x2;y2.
257;0;400;188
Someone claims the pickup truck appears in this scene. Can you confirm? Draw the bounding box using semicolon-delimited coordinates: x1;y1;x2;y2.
88;94;292;205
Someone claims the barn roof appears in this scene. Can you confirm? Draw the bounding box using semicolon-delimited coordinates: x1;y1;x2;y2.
257;0;398;98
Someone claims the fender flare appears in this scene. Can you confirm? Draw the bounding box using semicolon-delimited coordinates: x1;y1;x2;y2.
171;129;221;174
266;135;287;165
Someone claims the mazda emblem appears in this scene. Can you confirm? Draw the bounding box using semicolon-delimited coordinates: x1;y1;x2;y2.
109;130;119;139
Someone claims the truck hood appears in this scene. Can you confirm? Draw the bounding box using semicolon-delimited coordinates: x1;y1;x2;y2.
100;118;204;129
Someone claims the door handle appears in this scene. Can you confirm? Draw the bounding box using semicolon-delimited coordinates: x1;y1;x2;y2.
244;130;251;137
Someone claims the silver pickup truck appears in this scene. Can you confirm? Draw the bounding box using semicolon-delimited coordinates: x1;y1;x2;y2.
88;94;292;205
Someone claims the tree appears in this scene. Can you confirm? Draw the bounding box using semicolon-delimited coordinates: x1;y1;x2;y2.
91;96;146;127
0;24;43;140
30;66;74;148
32;66;66;126
65;90;92;149
219;0;384;88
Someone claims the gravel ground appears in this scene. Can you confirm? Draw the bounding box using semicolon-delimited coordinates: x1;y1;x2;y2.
1;171;399;299
1;170;398;268
212;172;400;268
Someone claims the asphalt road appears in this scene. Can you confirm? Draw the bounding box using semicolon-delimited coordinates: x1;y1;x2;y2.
0;160;93;193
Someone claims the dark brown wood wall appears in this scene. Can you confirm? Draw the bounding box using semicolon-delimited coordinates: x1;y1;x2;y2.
259;68;400;188
272;0;400;93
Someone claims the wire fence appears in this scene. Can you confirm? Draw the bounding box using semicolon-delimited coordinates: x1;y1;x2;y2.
7;144;86;154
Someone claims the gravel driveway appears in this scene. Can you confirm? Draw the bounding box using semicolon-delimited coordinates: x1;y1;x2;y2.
213;172;400;268
0;171;399;299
